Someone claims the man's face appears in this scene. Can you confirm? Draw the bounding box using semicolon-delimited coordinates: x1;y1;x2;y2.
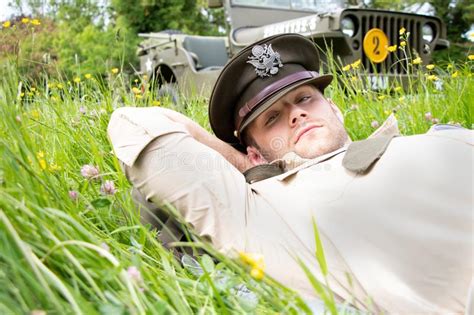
245;84;349;163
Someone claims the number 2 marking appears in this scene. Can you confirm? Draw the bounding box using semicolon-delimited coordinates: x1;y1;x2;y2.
373;36;380;55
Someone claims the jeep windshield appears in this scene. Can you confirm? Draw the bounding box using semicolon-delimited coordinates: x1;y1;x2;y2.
232;0;345;11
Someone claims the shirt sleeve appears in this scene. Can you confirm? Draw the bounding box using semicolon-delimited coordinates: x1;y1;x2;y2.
107;107;248;251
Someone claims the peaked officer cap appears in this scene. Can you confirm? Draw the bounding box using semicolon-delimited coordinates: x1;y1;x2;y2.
209;33;333;147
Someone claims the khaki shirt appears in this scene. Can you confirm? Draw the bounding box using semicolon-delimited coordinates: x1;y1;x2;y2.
108;107;473;314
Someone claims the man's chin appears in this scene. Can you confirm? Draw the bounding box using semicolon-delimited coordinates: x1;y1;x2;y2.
295;139;345;159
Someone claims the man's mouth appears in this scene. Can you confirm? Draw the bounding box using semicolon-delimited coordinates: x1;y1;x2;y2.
295;125;321;144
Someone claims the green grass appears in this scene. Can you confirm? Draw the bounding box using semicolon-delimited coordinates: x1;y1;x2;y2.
0;51;472;314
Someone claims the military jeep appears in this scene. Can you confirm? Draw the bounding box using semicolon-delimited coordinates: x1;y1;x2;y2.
137;0;449;99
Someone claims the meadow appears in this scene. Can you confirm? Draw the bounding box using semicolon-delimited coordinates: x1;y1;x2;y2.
0;40;473;314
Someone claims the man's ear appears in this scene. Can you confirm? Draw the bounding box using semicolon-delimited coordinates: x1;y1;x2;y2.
328;99;344;124
246;146;268;166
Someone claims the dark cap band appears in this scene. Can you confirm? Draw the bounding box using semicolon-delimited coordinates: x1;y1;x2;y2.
236;70;318;132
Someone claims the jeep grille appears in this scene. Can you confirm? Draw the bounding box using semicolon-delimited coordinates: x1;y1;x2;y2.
358;13;423;74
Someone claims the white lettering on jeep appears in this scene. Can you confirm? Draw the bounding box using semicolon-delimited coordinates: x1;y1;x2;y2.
264;16;319;38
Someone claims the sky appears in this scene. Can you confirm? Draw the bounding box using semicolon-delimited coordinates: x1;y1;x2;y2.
0;0;18;21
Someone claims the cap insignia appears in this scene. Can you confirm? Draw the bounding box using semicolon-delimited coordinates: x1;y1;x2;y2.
247;44;283;78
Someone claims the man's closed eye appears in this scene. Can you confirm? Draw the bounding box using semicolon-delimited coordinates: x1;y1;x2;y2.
265;112;279;126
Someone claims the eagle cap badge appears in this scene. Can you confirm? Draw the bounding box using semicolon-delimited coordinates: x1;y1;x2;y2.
247;44;283;78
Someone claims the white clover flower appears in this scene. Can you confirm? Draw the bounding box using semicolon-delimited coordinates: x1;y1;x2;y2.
127;266;142;282
100;180;116;195
68;190;78;200
80;164;99;179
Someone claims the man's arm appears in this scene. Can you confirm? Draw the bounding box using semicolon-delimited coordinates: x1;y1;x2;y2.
107;106;249;250
157;108;253;173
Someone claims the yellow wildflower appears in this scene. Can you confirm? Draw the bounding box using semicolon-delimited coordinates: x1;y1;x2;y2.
85;73;92;79
73;77;81;83
21;18;29;24
400;41;407;47
350;76;357;82
57;83;63;89
50;96;58;102
2;21;11;28
427;75;438;81
399;27;406;35
412;57;422;65
135;94;143;99
30;19;40;26
134;79;138;83
132;87;141;94
468;55;474;61
387;45;397;52
342;64;351;71
152;100;161;106
399;96;406;102
111;68;119;74
378;95;386;101
250;267;264;280
447;64;453;70
47;83;56;89
239;252;265;270
143;74;148;80
27;92;34;97
451;71;459;78
240;251;265;280
426;64;435;70
36;151;45;159
31;87;36;92
351;59;361;69
19;92;24;98
31;110;40;119
394;86;402;92
39;159;47;170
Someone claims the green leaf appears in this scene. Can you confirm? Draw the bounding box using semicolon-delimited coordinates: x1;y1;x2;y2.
296;257;327;300
312;217;328;276
296;258;337;315
99;303;125;315
91;198;111;208
200;254;215;273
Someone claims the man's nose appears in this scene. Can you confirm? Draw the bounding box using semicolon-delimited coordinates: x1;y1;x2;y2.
289;106;307;126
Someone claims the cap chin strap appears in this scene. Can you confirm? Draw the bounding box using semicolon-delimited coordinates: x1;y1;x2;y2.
235;70;319;136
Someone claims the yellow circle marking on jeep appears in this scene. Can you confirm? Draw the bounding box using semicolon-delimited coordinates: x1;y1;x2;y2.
363;28;389;64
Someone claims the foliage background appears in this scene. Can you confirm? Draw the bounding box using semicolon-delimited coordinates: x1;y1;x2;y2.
1;0;472;79
1;0;226;79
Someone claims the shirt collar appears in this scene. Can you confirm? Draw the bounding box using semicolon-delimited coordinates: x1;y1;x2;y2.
272;114;400;172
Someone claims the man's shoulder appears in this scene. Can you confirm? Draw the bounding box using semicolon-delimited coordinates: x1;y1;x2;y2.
343;125;472;174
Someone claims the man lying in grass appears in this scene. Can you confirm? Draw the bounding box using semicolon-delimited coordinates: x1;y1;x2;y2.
108;34;473;314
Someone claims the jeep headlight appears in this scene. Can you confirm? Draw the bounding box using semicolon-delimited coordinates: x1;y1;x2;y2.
341;16;356;37
422;23;434;42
